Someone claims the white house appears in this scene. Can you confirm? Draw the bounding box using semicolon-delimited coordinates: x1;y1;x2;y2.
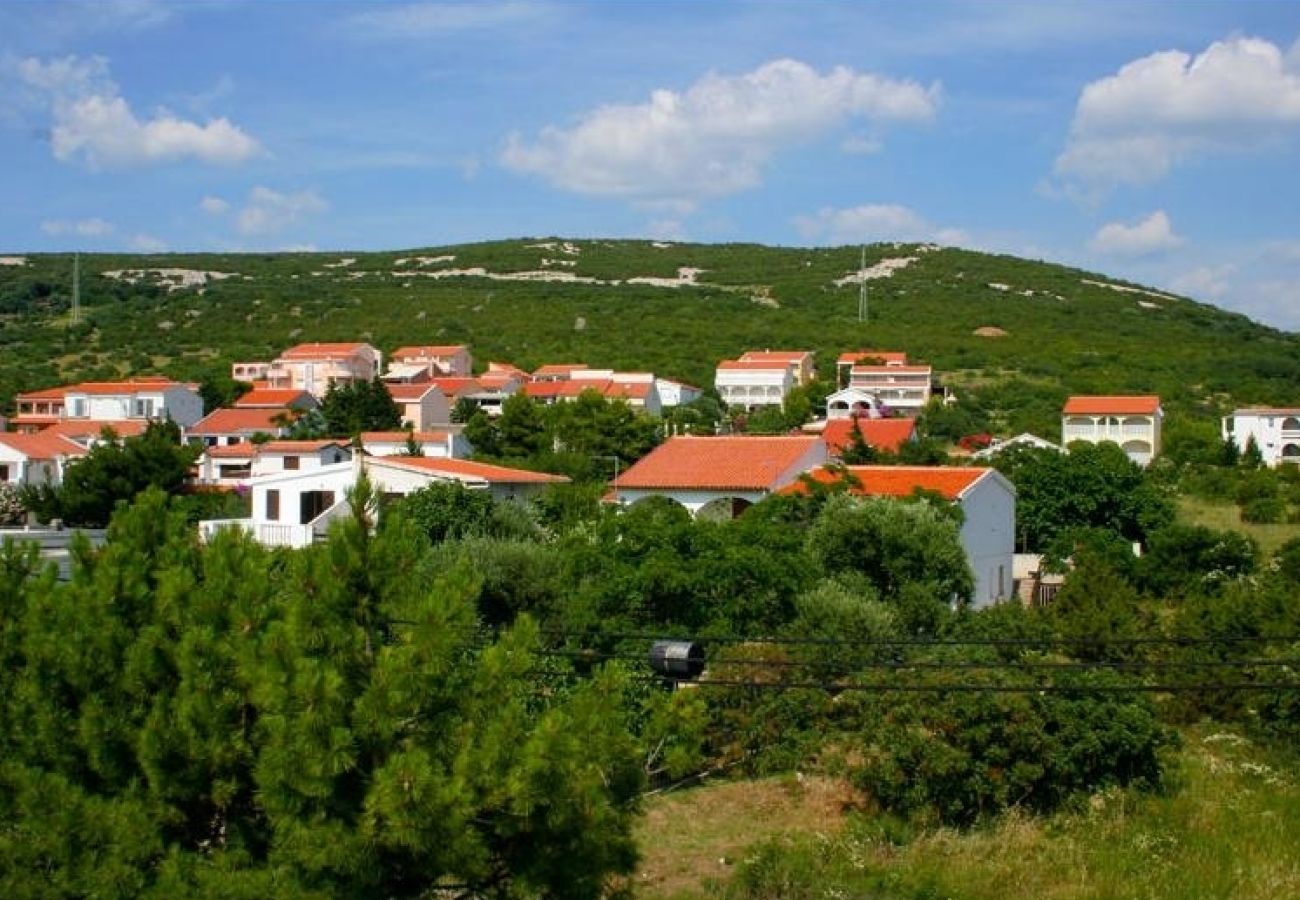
1221;408;1300;466
838;351;932;416
714;360;796;410
249;440;352;478
786;465;1017;607
13;377;204;431
610;435;828;519
358;430;468;459
1061;395;1162;465
824;387;887;420
389;344;473;378
0;432;87;487
738;350;816;385
188;407;297;447
654;378;704;409
199;454;567;548
972;433;1063;460
263;342;383;399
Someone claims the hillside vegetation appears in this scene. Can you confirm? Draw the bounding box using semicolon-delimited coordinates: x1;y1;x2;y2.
2;240;1298;436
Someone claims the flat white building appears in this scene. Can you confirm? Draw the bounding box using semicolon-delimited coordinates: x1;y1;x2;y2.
1222;408;1300;465
715;360;796;410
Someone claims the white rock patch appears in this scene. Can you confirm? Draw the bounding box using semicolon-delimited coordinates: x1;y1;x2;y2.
1080;278;1177;302
833;256;918;287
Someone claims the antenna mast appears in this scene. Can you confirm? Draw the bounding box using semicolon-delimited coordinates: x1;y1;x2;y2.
72;252;80;326
857;245;868;323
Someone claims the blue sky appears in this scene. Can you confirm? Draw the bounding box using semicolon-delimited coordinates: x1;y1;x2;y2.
3;1;1300;329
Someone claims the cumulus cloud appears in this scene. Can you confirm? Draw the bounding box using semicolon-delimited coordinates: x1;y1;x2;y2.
1055;36;1300;187
347;1;545;38
503;58;939;207
17;55;260;169
199;195;230;215
793;203;967;246
236;186;328;236
41;217;114;237
1088;210;1184;256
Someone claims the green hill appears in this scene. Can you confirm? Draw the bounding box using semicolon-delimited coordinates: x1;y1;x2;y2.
2;240;1297;436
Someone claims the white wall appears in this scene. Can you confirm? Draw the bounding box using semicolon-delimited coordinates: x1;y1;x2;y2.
1222;411;1300;466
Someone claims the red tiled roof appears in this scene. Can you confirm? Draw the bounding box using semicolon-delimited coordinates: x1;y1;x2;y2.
385;382;441;401
613;436;821;491
850;364;932;374
783;465;992;500
235;388;316;408
838;351;908;365
206;444;258;459
258;440;349;454
0;432;87;459
14;385;68;401
391;345;467;359
189;407;290;436
427;377;481;396
739;350;812;363
279;342;372;359
1063;395;1161;415
44;420;149;441
717;360;792;371
377;456;568;484
821;418;917;455
359;431;451;443
525;380;653;401
534;363;587;377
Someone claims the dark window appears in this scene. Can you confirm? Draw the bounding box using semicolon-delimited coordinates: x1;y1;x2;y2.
266;489;280;521
283;455;300;470
0;464;9;481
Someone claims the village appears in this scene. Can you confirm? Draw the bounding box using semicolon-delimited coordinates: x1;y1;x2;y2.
7;335;1291;608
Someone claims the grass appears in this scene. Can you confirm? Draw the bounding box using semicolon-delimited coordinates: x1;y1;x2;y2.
635;725;1300;899
1176;496;1300;556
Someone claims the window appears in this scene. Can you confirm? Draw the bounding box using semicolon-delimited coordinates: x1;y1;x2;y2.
133;398;156;418
283;455;300;470
0;464;9;482
71;398;87;418
266;489;280;521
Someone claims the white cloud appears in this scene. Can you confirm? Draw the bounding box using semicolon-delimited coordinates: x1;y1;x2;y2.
41;217;114;237
1089;210;1184;256
348;1;545;38
503;58;939;207
793;203;967;246
199;195;230;215
1169;264;1236;300
236;187;328;236
1055;36;1300;187
127;233;167;252
17;55;261;169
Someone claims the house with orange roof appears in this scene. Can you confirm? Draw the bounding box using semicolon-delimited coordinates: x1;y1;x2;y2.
385;382;452;430
252;342;382;399
188;407;299;447
784;465;1016;606
610;435;827;519
816;417;918;457
233;388;318;411
715;359;798;411
1061;395;1162;465
525;375;662;415
42;419;150;447
13;377;204;431
738;350;816;385
357;430;469;459
0;431;88;487
1220;408;1300;467
388;344;472;379
199;452;566;548
835;351;910;387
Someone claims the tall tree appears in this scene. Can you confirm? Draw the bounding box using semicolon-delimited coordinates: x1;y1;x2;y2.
320;377;401;437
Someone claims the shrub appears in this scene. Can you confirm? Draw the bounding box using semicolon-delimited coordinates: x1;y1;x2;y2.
1242;495;1286;524
0;482;24;526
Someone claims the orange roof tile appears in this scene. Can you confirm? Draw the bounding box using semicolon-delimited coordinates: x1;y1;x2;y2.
534;363;587;377
783;465;992;500
821;418;917;455
235;388;316;408
1062;395;1161;415
206;444;259;459
739;350;813;363
391;345;467;359
189;408;291;435
359;431;451;443
850;364;932;374
44;420;149;441
15;385;68;401
279;342;372;359
613;436;821;491
385;382;442;401
0;432;87;459
377;456;568;484
838;351;908;365
19;379;192;399
427;377;481;396
716;360;792;371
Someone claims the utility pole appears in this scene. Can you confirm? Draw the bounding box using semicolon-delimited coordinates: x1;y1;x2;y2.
857;245;868;323
72;251;80;326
